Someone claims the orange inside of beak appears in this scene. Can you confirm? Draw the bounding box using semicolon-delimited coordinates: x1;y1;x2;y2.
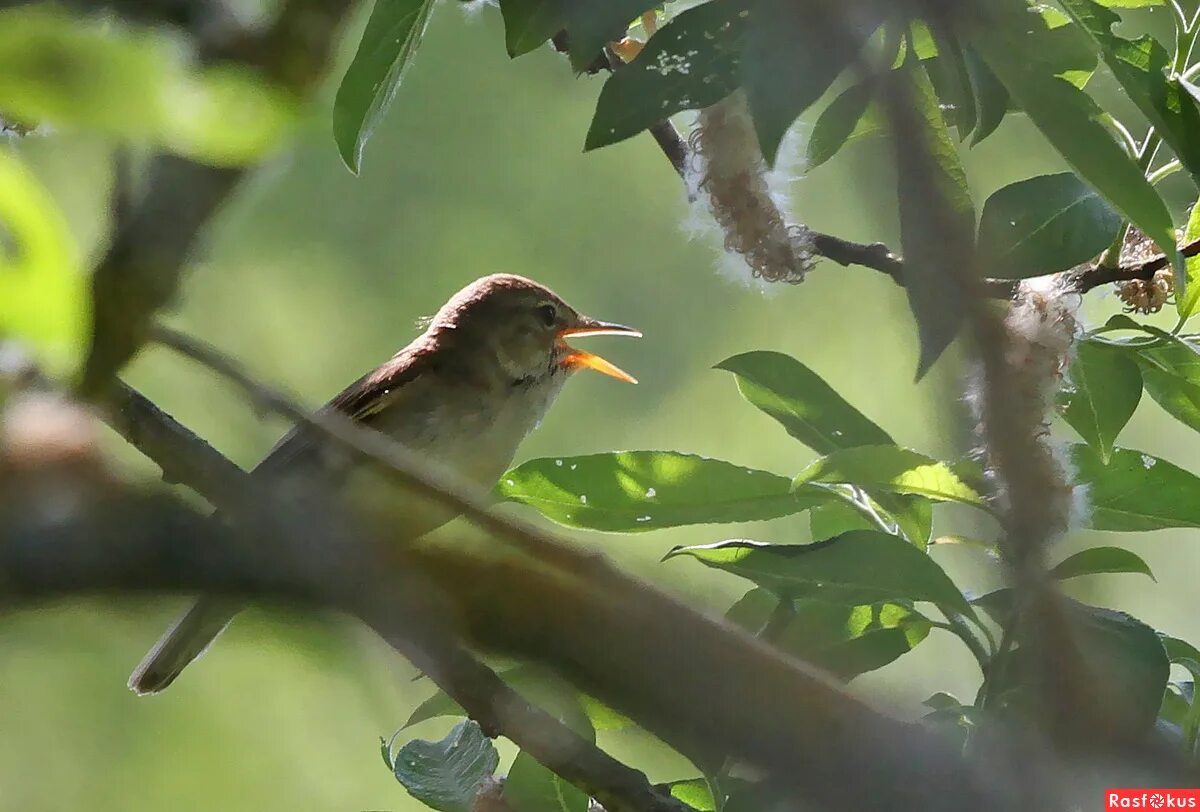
557;322;641;384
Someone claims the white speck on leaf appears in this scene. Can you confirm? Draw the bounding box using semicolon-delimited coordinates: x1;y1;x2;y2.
645;487;657;498
636;515;652;523
1141;454;1157;470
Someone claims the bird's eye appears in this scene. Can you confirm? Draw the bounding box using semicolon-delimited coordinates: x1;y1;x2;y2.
536;303;557;328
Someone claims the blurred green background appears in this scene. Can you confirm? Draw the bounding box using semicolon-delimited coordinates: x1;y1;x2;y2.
4;2;1200;810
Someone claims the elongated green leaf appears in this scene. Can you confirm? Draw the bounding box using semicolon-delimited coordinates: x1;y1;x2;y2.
1162;636;1200;685
795;446;986;507
1133;338;1200;433
964;45;1009;145
716;351;893;453
333;0;435;173
668;780;716;812
0;151;86;378
0;7;293;166
971;0;1181;281
924;28;976;138
391;721;499;812
893;55;976;377
806;83;884;168
1060;339;1142;462
497;451;833;531
1050;546;1155;581
564;0;657;71
504;751;588;812
665;532;972;613
500;0;564;57
1059;0;1200;187
1072;445;1200;530
977;173;1122;278
585;0;748;151
1180;199;1200;319
740;0;884;164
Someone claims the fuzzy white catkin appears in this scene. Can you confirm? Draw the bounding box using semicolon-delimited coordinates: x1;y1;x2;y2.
975;275;1089;541
684;91;812;287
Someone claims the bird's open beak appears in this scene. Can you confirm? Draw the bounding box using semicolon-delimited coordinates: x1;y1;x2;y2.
557;318;642;384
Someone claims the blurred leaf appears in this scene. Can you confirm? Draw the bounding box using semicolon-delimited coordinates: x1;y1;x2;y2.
923;691;963;710
503;751;587;812
497;451;833;531
0;151;85;377
892;54;975;377
977;173;1122;278
585;0;749;151
391;721;499;812
794;446;986;507
500;0;564;57
667;780;716;812
725;586;783;632
1162;636;1200;684
806;83;885;168
664;532;972;613
1072;445;1200;530
775;600;931;679
1180;197;1200;318
1059;0;1200;187
564;0;657;71
740;0;885;163
1133;338;1200;433
0;7;293;166
964;45;1009;145
1049;546;1155;581
1059;339;1142;461
971;0;1181;282
1093;0;1163;6
924;29;976;138
716;351;893;453
333;0;436;173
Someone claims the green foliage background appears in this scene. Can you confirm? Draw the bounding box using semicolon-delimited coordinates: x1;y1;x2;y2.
5;2;1200;810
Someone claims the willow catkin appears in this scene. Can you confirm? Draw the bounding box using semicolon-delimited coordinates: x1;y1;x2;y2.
686;92;812;285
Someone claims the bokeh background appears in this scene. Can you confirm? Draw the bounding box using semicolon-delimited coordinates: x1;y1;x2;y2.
4;2;1199;810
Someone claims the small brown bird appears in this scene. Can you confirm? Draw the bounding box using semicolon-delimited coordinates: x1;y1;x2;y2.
128;274;639;694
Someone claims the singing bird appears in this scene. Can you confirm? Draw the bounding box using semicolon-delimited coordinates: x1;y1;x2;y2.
128;273;640;695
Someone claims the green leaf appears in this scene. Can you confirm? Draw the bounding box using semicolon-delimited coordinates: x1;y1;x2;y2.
892;55;976;377
667;780;716;812
809;499;877;538
664;532;972;614
1059;339;1142;462
775;600;932;679
333;0;436;173
806;83;885;168
564;0;657;71
391;721;499;812
924;28;976;139
1162;636;1200;684
0;7;293;166
964;45;1009;145
1049;546;1155;581
1058;0;1200;188
971;0;1181;282
0;151;86;378
977;173;1122;278
1132;338;1200;433
1072;445;1200;530
1180;200;1200;318
500;0;564;58
585;0;749;151
794;446;986;507
740;0;884;163
497;451;833;531
716;351;893;453
503;751;588;812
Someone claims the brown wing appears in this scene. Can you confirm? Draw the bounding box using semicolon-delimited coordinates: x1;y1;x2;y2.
250;335;439;482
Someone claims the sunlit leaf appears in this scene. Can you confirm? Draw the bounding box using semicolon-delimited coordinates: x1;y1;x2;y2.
585;0;749;151
977;173;1122;278
0;7;294;166
667;779;716;812
333;0;436;172
1072;445;1200;530
1049;546;1155;581
665;532;972;613
0;151;85;377
806;83;885;168
1059;339;1142;462
391;721;499;812
794;446;986;507
497;451;834;531
1132;338;1200;433
1181;199;1200;318
504;751;588;812
971;0;1181;282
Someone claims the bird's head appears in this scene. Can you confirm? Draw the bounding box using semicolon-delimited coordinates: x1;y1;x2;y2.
426;274;641;385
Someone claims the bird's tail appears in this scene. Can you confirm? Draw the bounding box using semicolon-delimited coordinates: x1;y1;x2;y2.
128;599;238;695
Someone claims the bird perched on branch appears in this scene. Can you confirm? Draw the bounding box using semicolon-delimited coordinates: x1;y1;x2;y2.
128;273;640;694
